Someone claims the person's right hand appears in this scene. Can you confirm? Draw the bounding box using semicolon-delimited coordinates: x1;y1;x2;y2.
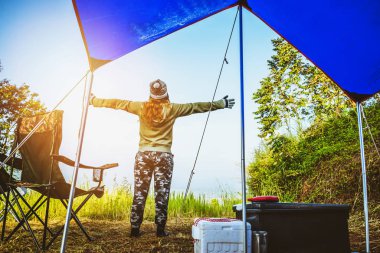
223;95;235;109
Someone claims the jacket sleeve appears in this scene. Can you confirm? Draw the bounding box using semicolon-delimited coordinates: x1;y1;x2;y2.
92;98;142;115
172;99;225;118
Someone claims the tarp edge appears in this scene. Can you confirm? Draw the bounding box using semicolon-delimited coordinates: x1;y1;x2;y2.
73;2;239;72
72;0;98;72
243;6;372;102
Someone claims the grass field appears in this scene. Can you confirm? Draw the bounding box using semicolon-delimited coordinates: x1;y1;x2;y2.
0;188;379;252
16;186;242;221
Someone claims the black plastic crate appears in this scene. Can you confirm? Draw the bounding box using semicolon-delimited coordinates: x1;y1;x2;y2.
233;202;351;253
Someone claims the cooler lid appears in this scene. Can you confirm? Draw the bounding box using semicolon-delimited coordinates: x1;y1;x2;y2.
233;202;350;213
193;218;251;231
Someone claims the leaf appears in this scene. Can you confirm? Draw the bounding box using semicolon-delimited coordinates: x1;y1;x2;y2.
253;38;351;141
0;63;46;154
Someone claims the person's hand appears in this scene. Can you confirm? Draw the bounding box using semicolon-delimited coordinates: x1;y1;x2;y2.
223;95;235;109
89;93;95;105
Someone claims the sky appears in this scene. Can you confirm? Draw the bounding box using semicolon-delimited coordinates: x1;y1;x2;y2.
0;1;278;197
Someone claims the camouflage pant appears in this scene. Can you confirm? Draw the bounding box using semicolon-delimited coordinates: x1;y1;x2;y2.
130;151;174;228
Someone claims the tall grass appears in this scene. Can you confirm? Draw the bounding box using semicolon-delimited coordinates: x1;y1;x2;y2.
1;187;241;222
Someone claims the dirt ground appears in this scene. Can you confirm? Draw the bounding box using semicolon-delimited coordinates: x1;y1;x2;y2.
0;218;378;252
0;218;194;253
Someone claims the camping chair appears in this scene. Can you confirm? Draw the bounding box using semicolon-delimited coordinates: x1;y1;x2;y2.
0;154;27;239
4;110;118;250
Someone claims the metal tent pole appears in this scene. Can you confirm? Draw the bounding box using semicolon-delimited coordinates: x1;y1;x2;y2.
60;71;94;253
356;102;370;253
238;5;248;253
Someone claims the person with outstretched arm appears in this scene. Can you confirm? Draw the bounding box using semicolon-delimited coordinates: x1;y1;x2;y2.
89;79;235;237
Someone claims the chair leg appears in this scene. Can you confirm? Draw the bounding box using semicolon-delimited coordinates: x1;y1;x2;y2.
0;196;8;220
1;190;11;241
2;200;17;222
0;198;24;227
9;188;41;250
6;194;52;241
8;198;24;225
5;195;44;241
46;206;94;249
45;194;95;249
61;197;93;241
13;189;54;235
42;190;51;250
73;193;93;214
1;192;33;233
8;193;42;234
69;209;93;242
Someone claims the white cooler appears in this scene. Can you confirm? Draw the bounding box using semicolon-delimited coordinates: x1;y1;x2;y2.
192;218;251;253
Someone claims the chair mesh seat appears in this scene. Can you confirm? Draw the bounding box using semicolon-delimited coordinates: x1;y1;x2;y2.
9;182;105;199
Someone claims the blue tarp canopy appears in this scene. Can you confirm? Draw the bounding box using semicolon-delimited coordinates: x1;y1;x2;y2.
73;0;380;102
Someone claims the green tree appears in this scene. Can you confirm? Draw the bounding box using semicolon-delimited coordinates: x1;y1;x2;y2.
0;62;46;154
253;38;352;140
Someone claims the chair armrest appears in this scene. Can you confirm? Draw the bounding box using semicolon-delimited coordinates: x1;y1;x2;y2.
97;163;119;170
52;155;118;170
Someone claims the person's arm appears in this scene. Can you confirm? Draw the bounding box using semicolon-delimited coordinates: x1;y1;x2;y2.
172;96;234;117
91;97;142;115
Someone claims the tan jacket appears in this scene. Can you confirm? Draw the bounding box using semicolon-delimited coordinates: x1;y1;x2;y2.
92;98;225;152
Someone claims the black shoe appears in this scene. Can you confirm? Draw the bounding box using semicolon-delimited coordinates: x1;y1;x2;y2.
156;227;170;237
130;227;141;237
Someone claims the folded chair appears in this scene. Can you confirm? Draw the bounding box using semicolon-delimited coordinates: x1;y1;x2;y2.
4;110;118;250
0;154;27;238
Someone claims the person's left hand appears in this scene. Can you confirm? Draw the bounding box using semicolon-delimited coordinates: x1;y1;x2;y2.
89;93;96;105
223;95;235;109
